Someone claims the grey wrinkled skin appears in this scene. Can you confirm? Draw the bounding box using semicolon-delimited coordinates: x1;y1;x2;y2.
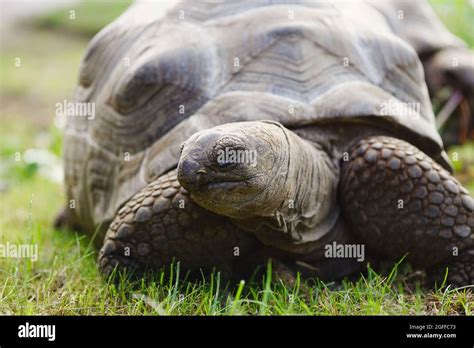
178;121;339;253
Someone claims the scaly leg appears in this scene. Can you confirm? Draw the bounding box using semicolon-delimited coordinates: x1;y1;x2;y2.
340;136;474;286
98;169;263;279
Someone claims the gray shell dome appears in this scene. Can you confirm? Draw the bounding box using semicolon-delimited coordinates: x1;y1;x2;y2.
64;0;446;233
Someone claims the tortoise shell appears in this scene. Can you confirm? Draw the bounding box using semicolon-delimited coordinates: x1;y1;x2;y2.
64;0;447;233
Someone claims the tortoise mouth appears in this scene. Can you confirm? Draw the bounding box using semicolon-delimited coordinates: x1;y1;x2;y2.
180;172;249;194
204;179;247;191
178;154;253;193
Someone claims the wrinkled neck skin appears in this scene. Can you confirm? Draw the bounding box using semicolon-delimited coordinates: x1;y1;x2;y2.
233;125;340;249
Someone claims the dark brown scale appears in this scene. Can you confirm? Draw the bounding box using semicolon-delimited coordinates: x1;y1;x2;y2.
341;136;474;275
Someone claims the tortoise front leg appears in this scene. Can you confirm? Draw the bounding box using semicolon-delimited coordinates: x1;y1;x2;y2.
340;136;474;286
53;206;81;232
427;249;474;287
98;169;263;279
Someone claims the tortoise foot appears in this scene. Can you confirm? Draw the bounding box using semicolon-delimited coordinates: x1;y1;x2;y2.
98;169;262;280
53;206;81;233
341;136;474;286
427;249;474;288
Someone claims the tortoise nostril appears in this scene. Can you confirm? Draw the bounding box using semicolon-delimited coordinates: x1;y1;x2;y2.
180;159;199;177
196;172;206;186
178;159;206;191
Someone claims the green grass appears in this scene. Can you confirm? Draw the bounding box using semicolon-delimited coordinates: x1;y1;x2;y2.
0;0;473;315
0;189;472;316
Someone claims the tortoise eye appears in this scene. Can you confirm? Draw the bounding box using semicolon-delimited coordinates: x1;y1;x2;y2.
209;136;246;169
216;158;236;169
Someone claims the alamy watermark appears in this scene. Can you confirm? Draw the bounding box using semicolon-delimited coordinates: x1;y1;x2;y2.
55;99;95;120
380;98;420;119
324;241;365;262
217;147;257;167
0;242;38;262
18;322;55;341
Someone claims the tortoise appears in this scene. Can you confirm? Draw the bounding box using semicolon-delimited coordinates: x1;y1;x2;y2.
58;0;474;286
